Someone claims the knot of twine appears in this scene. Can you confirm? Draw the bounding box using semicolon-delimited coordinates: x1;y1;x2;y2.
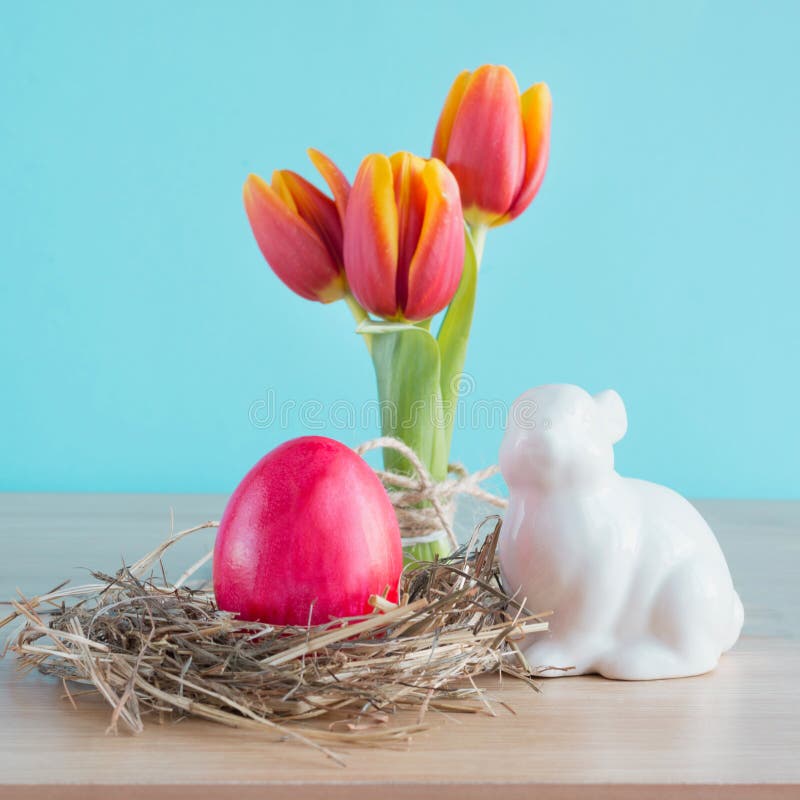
355;436;508;550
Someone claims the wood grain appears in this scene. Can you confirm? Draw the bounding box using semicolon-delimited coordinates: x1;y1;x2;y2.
1;494;798;799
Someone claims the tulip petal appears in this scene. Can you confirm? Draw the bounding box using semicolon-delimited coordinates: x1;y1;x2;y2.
501;82;552;225
270;170;298;213
444;65;526;225
403;159;465;322
308;148;351;225
431;69;471;162
343;154;399;318
243;174;345;303
275;170;343;267
390;151;428;310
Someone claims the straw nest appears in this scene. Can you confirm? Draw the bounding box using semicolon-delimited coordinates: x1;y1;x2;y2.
0;517;549;764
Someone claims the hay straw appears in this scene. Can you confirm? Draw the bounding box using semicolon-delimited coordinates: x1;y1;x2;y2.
0;517;548;763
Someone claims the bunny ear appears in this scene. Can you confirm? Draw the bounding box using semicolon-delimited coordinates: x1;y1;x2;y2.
594;389;628;444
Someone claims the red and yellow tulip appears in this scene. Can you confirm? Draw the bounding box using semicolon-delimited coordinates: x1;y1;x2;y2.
243;149;350;303
432;64;551;229
343;151;465;322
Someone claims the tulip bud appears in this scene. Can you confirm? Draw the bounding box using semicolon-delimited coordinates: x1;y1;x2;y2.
432;65;551;228
343;152;465;322
243;150;350;303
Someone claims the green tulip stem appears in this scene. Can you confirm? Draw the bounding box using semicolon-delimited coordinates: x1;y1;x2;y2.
469;223;488;268
344;293;373;354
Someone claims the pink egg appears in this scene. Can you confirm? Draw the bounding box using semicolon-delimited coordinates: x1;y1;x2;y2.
213;436;402;625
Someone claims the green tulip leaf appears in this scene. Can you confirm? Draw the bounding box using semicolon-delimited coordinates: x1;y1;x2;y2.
356;319;421;336
437;228;478;457
369;326;447;482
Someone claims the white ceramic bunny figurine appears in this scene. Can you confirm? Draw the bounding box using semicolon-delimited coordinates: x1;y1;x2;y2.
499;384;743;680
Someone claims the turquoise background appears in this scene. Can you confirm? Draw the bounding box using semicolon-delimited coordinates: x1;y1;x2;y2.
1;0;798;497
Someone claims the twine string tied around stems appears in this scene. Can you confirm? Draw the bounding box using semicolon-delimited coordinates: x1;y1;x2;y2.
354;436;508;551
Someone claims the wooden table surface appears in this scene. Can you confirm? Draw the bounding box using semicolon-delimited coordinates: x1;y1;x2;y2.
1;494;798;799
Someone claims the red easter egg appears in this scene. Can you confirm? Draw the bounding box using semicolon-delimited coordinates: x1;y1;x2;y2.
213;436;402;625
